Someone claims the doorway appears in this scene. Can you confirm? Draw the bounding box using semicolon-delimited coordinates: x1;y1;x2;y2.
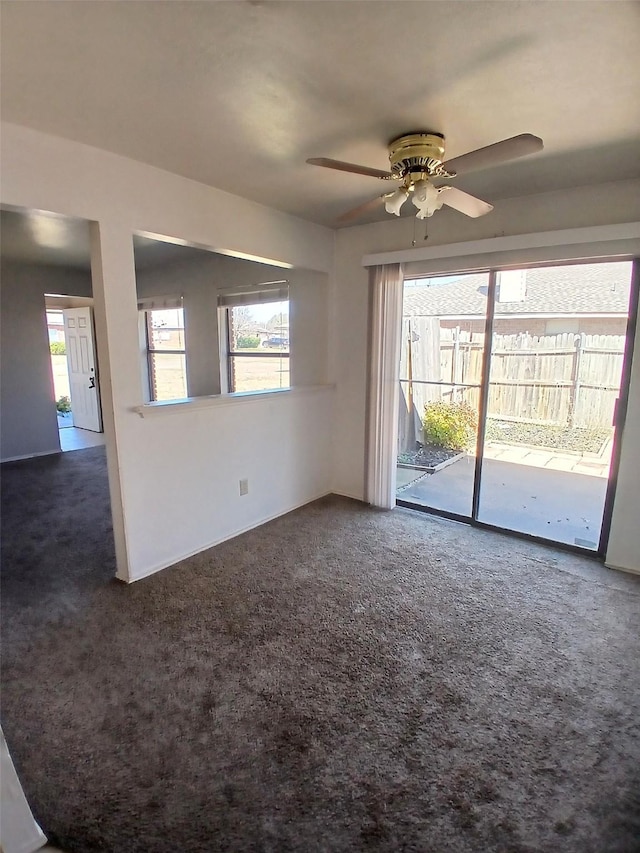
46;297;105;453
397;259;638;554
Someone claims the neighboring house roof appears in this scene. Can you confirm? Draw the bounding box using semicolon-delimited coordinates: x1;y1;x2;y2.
403;262;632;317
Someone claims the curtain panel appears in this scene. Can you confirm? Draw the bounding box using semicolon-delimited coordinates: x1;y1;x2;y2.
0;726;47;853
365;263;404;509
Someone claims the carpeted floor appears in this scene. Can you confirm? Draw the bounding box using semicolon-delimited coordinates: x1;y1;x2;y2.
1;447;639;852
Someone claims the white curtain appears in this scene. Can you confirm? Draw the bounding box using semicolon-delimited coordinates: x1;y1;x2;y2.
365;263;404;508
0;727;47;853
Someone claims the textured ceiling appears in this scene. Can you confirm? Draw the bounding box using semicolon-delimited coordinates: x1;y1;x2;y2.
1;1;639;227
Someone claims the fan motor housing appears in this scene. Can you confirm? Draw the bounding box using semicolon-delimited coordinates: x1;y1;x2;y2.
388;132;453;181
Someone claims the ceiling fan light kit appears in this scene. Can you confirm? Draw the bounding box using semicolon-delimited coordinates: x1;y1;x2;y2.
384;179;447;219
411;179;447;219
383;186;409;216
307;131;543;224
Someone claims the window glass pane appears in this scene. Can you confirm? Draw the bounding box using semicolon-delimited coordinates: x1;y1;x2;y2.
148;308;186;351
230;356;289;392
396;274;489;517
230;301;289;354
150;353;187;401
46;309;65;342
478;261;632;548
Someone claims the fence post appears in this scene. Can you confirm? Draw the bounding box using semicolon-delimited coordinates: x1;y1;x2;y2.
452;325;460;402
407;318;414;414
568;333;585;428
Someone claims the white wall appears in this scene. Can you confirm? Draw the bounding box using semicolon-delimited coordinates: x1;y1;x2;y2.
606;310;640;574
332;180;640;572
131;252;331;578
122;388;333;578
1;123;333;273
1;122;334;581
0;259;92;461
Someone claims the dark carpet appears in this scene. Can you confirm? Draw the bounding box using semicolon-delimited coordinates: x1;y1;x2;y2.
1;447;640;852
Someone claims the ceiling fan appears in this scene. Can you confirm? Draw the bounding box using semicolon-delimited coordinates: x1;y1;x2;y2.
307;132;544;223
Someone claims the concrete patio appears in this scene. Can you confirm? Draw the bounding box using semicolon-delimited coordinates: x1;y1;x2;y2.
397;441;612;549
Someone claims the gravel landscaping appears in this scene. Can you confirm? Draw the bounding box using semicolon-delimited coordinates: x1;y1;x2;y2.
484;419;612;454
399;420;612;469
398;444;463;469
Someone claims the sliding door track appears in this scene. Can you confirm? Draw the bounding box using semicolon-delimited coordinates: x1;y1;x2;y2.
396;498;605;560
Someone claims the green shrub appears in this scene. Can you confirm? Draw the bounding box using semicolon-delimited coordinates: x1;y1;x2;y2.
236;335;260;349
56;395;72;414
50;341;66;355
423;400;477;450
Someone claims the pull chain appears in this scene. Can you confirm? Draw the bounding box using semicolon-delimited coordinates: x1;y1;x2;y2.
411;216;430;246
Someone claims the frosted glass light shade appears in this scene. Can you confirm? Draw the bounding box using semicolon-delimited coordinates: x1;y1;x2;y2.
412;180;445;219
384;187;409;216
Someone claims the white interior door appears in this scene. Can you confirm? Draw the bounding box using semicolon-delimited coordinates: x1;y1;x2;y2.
62;306;102;432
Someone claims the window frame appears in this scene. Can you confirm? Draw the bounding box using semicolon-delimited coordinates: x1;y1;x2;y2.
220;296;290;394
143;303;188;402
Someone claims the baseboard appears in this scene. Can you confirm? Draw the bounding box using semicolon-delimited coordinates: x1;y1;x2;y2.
604;562;640;577
127;488;333;584
331;489;366;503
1;449;60;464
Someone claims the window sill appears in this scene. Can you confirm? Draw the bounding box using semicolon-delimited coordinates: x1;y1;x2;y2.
133;384;334;418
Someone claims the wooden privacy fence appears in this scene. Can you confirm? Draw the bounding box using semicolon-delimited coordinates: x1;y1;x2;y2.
399;318;625;434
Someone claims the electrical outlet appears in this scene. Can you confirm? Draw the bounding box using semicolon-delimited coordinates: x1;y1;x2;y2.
239;478;249;496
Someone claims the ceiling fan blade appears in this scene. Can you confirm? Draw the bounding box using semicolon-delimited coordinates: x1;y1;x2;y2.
307;157;392;180
441;186;493;218
336;195;385;224
442;134;544;176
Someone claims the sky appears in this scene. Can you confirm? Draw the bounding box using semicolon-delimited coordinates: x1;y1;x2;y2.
244;301;289;323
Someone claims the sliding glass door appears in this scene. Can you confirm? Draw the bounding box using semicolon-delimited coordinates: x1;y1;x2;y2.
476;262;633;549
397;273;489;517
397;259;637;554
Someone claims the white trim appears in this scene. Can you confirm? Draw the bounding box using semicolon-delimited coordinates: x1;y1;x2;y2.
133;383;334;417
332;489;366;503
134;231;295;270
126;488;333;583
604;562;640;576
362;223;640;268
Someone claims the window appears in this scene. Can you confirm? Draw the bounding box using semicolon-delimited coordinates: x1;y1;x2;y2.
219;285;289;393
143;301;188;401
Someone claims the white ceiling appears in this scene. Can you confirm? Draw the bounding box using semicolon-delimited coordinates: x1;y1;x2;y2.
1;1;639;227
